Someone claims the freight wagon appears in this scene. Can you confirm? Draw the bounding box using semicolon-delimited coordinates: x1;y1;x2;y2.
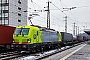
0;25;15;51
78;36;90;41
60;32;73;45
77;36;85;42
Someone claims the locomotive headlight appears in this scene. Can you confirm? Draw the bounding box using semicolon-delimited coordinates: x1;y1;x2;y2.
13;41;15;43
28;41;30;43
27;38;31;43
13;41;15;44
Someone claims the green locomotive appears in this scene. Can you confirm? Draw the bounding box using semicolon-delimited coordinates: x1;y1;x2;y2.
11;25;62;51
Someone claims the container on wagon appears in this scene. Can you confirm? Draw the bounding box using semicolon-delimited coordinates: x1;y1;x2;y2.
60;32;73;42
0;25;15;44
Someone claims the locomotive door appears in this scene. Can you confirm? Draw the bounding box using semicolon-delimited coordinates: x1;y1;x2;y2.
33;30;39;43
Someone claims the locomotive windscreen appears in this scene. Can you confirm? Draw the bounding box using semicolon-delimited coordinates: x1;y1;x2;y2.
14;28;30;35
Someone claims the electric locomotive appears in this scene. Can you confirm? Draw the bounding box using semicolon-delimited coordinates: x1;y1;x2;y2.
11;25;80;52
11;25;62;51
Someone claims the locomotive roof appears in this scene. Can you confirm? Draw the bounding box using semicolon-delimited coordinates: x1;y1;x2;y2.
16;25;58;32
31;25;56;31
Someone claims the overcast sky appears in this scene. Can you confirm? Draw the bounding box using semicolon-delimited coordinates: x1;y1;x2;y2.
28;0;90;34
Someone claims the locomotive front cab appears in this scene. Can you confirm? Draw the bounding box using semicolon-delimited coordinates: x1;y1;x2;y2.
12;26;42;51
13;26;30;44
11;26;31;50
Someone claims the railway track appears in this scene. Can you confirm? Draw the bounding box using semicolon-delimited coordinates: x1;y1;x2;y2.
0;51;24;60
34;43;82;60
0;42;85;60
19;42;84;60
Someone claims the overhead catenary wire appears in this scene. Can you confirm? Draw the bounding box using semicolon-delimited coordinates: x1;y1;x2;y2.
28;0;65;28
51;2;76;22
51;2;66;15
51;2;76;28
9;0;90;32
60;0;77;21
50;1;77;32
28;0;65;27
10;4;60;25
59;0;90;28
52;0;90;24
29;0;75;30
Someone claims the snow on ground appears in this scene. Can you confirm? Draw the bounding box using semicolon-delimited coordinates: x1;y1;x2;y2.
19;46;70;60
19;56;35;60
19;49;57;60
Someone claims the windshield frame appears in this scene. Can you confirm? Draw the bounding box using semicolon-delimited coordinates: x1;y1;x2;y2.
14;28;30;35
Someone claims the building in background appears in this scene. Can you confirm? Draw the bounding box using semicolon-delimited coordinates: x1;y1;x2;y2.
0;0;28;27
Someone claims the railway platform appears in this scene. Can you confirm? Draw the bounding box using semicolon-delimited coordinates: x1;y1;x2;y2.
42;41;90;60
66;42;90;60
